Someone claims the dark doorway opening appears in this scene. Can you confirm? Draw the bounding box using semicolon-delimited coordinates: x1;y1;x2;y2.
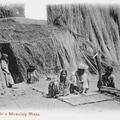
0;43;23;83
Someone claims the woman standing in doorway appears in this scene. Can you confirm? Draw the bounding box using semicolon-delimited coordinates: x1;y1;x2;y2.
0;52;7;95
1;53;14;88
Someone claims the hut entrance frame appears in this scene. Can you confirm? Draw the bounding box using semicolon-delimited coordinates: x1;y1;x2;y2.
0;42;23;83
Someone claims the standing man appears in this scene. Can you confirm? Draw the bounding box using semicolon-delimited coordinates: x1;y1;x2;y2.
93;50;103;91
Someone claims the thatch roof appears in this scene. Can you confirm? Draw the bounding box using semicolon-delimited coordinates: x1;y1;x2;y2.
46;5;120;74
47;5;120;65
0;18;56;83
0;17;86;83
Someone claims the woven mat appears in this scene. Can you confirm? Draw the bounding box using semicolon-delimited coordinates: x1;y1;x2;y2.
32;86;113;106
58;93;113;106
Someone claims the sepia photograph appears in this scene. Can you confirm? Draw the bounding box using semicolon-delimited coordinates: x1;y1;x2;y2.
0;0;120;120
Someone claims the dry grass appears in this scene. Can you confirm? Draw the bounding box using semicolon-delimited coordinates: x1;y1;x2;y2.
47;5;120;69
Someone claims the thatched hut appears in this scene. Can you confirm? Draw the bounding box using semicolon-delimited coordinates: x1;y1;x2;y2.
0;17;96;84
0;17;85;83
0;18;56;83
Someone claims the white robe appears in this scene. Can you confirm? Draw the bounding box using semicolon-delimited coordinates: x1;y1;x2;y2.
1;60;14;86
71;72;89;90
81;73;89;89
0;63;7;92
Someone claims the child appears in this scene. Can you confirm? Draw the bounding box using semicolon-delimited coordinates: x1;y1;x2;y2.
70;63;89;94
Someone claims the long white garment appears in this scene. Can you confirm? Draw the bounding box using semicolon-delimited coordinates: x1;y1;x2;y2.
82;73;89;89
0;63;7;91
70;75;77;86
1;60;14;85
1;60;9;74
70;71;89;94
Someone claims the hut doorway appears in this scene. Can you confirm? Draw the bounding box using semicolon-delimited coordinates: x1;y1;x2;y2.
0;43;23;84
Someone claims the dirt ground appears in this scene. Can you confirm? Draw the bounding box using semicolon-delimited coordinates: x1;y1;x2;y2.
0;74;120;113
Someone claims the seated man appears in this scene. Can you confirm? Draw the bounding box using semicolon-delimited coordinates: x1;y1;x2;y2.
27;65;39;84
97;66;115;90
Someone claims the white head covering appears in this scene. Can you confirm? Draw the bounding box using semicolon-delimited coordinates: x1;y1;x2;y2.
78;63;88;70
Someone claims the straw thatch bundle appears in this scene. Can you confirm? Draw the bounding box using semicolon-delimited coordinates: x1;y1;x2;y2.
47;4;120;72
